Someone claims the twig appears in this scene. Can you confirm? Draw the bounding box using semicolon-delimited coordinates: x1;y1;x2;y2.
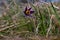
35;23;40;35
46;15;53;37
0;20;30;32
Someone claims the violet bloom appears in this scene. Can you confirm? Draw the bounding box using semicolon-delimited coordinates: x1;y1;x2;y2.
24;7;34;17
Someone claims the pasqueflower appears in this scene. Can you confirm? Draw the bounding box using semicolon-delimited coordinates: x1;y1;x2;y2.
24;7;34;16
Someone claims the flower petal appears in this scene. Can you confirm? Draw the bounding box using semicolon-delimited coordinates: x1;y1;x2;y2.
25;14;30;16
28;8;31;10
30;11;34;14
25;6;27;11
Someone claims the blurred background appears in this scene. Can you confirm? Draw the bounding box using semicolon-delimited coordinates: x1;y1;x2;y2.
0;0;60;40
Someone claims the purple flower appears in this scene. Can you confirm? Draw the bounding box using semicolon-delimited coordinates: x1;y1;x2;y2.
24;7;34;17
